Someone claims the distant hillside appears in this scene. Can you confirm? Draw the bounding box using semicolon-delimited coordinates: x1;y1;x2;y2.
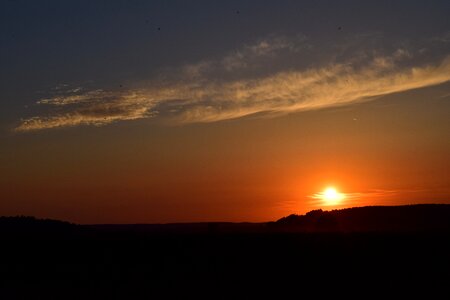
0;216;76;238
2;204;450;236
275;204;450;232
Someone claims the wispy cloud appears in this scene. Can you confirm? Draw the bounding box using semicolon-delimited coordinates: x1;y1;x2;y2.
180;34;308;77
17;90;157;131
15;35;450;132
221;34;308;71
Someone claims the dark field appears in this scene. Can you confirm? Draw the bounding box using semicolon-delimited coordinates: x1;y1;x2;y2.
1;205;450;299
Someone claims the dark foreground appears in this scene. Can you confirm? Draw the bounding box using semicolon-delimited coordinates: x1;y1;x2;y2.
1;205;450;299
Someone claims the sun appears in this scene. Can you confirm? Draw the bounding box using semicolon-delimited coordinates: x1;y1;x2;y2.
320;187;345;205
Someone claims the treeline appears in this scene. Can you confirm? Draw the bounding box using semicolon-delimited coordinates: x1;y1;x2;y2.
275;204;450;232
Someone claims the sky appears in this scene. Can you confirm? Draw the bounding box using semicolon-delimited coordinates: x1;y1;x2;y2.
1;0;450;223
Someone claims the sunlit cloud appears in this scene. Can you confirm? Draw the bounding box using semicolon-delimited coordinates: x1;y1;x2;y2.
16;90;157;131
15;34;450;132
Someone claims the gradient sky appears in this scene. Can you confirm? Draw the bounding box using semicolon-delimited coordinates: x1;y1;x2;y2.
1;0;450;223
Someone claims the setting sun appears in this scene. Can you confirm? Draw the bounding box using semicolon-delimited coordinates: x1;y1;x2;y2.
320;187;346;205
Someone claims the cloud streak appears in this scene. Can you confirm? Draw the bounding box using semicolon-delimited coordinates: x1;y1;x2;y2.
16;36;450;132
17;90;158;131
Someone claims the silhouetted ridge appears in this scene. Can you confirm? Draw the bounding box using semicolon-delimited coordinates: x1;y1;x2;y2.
275;204;450;232
0;216;76;238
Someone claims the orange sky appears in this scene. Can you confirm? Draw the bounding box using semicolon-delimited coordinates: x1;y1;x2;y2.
1;86;449;223
1;1;449;223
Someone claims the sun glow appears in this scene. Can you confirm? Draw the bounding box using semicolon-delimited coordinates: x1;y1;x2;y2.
319;187;346;205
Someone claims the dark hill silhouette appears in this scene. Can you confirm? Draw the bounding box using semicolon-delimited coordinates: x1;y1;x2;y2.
0;216;76;238
275;204;450;232
3;204;450;235
1;205;450;298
